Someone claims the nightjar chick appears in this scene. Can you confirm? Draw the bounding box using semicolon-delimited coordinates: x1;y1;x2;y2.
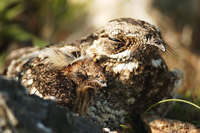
4;46;107;115
4;18;183;130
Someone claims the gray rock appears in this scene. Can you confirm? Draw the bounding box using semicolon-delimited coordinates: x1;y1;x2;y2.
0;75;102;133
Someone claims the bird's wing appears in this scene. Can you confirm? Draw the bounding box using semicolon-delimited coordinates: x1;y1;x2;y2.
38;45;85;69
3;47;40;78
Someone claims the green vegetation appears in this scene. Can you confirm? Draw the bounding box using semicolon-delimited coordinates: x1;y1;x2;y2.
145;98;200;114
0;0;90;70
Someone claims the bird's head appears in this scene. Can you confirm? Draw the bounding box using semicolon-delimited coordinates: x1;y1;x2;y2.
85;18;167;78
86;18;166;63
63;59;107;115
63;59;107;90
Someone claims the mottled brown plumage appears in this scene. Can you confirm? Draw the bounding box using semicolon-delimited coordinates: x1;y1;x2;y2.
4;18;183;130
4;48;106;115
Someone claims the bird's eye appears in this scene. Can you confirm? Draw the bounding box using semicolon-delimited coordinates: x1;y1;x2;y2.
109;37;121;42
154;40;160;45
146;34;152;40
100;80;106;84
95;75;100;78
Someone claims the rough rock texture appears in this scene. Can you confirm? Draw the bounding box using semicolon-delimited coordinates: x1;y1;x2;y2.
0;75;102;133
143;115;200;133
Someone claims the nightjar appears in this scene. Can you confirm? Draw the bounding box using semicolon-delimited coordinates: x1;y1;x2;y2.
4;46;106;115
4;18;183;130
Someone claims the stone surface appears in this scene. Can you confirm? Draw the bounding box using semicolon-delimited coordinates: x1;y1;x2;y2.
0;75;102;133
143;115;200;133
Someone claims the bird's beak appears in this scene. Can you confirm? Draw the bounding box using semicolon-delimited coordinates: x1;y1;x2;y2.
157;43;166;52
147;39;166;52
152;40;166;52
93;80;107;87
101;82;107;87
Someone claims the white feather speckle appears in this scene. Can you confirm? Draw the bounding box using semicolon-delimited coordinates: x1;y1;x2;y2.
103;127;110;132
109;49;130;59
113;62;139;73
126;33;137;37
44;95;58;102
15;65;21;72
30;87;37;94
30;87;43;98
26;69;32;74
157;122;163;127
111;29;121;35
35;90;43;98
113;63;125;73
27;79;33;85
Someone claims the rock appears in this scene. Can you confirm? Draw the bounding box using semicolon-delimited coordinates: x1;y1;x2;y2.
143;114;200;133
0;75;102;133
